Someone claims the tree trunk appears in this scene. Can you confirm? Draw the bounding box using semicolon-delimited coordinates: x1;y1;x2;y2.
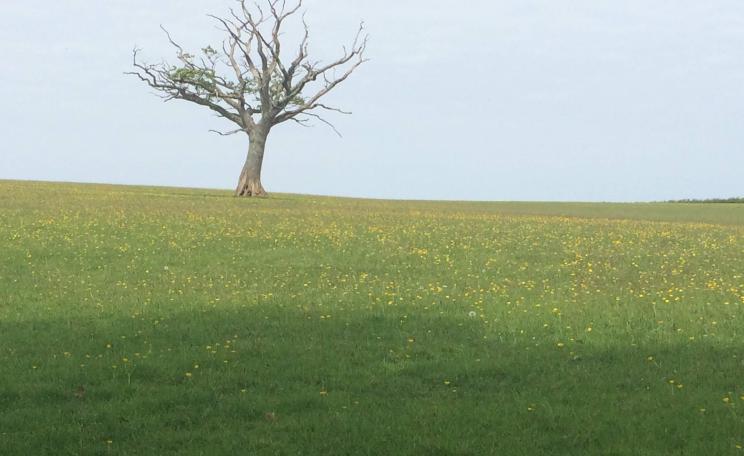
235;128;268;197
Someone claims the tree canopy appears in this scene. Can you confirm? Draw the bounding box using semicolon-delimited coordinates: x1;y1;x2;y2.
129;0;368;139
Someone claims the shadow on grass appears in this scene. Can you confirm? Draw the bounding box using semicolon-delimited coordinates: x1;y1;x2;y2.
1;309;742;455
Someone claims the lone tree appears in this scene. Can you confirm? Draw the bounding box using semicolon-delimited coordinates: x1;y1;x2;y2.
129;0;368;197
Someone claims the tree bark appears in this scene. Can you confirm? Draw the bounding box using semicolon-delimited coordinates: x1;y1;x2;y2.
235;128;269;197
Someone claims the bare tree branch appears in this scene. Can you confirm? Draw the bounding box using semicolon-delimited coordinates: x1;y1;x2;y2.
209;128;248;136
272;22;368;125
304;112;344;138
126;48;244;127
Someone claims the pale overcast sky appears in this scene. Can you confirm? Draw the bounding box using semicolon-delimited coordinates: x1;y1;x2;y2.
1;0;743;201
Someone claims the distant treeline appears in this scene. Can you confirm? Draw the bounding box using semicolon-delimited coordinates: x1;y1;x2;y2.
668;197;744;203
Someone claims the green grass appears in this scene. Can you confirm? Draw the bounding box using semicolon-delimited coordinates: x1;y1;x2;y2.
1;180;743;455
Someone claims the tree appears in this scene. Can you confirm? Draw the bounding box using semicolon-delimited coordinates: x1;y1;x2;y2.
128;0;368;197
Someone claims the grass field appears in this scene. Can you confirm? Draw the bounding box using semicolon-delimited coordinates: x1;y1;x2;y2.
1;180;743;455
